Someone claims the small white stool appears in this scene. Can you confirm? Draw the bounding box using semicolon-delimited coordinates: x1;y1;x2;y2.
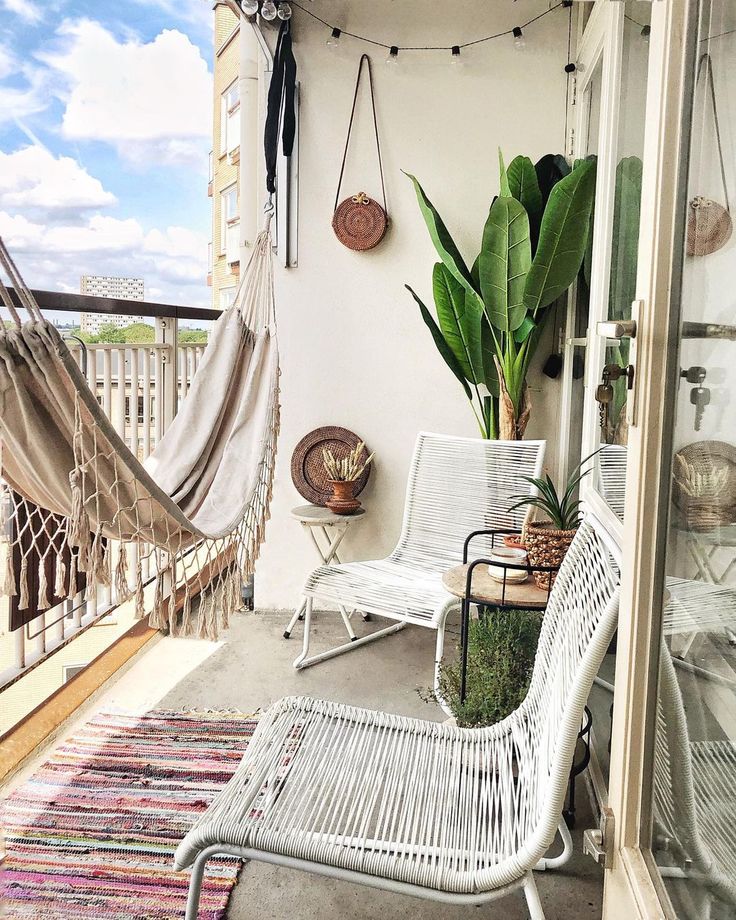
283;504;367;640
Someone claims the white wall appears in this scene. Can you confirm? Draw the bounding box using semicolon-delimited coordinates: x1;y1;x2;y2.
251;0;570;609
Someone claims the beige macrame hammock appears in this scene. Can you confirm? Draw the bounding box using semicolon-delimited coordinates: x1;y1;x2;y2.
0;227;279;640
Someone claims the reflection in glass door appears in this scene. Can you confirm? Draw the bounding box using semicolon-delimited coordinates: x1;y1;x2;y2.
651;0;736;914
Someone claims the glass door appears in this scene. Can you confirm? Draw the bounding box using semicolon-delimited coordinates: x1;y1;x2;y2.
602;0;736;914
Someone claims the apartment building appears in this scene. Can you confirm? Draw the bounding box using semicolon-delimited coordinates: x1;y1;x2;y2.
79;275;145;334
209;2;241;311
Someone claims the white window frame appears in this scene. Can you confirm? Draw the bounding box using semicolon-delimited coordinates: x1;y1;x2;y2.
220;286;236;310
220;80;240;155
220;183;238;256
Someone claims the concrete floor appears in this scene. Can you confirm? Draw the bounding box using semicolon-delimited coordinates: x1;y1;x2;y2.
17;607;605;919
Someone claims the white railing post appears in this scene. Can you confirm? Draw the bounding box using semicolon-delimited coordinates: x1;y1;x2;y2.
155;317;179;432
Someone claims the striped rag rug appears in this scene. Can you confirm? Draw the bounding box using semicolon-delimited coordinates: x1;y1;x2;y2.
0;710;258;919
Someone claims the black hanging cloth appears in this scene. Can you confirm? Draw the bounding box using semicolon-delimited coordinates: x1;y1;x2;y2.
265;19;297;195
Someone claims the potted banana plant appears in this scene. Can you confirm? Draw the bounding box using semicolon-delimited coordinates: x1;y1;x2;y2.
406;152;596;439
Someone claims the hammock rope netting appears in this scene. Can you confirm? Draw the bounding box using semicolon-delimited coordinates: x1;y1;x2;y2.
0;229;279;639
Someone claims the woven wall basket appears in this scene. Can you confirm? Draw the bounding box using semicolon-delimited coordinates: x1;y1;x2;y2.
332;193;388;251
672;440;736;532
524;522;576;591
687;197;732;256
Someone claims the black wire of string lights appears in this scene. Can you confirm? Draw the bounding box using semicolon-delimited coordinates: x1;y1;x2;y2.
239;0;575;65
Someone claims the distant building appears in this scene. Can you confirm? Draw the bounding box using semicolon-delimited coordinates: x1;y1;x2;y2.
209;2;241;311
80;275;145;334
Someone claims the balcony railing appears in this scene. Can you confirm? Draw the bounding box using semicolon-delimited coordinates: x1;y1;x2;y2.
0;290;220;733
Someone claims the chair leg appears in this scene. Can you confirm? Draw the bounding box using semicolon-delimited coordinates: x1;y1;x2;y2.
184;850;210;920
292;598;406;670
523;871;546;920
433;624;453;717
283;597;307;639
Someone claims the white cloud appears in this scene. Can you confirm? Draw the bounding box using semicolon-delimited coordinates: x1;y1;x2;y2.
40;20;212;167
1;0;42;23
0;45;15;79
0;146;117;214
0;211;210;306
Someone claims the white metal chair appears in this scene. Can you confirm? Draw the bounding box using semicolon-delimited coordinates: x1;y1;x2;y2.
653;646;736;916
289;432;546;702
176;511;621;919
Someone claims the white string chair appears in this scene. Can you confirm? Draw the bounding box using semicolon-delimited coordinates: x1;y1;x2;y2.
175;510;621;919
287;432;545;707
653;645;736;915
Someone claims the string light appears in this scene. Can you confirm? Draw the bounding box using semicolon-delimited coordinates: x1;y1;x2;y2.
451;45;462;66
641;24;651;42
326;27;341;48
260;0;278;21
282;1;566;57
278;2;292;20
241;0;259;14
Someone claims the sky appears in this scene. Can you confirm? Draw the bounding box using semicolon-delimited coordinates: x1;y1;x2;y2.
0;0;214;312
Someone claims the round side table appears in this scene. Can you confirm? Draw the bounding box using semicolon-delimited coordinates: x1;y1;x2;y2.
283;504;367;640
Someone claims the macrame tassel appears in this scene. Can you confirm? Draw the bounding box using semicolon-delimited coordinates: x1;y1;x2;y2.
115;543;129;600
18;557;29;609
68;469;91;568
68;555;78;599
135;560;145;620
3;541;17;597
54;554;67;599
37;563;51;611
150;572;166;631
181;587;193;635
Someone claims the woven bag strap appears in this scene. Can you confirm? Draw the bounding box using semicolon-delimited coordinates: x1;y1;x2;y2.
334;54;387;213
695;52;729;211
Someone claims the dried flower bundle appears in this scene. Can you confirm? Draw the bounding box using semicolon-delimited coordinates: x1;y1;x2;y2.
323;442;374;482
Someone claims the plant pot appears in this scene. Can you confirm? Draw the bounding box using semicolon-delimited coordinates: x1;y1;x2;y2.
524;521;577;590
325;479;361;515
503;533;526;551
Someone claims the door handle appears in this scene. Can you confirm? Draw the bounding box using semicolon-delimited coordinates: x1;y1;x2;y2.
596;319;637;340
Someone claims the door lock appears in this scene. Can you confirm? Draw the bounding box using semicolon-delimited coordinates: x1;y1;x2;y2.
583;805;615;868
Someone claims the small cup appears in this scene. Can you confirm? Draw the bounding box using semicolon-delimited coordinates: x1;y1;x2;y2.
488;547;528;583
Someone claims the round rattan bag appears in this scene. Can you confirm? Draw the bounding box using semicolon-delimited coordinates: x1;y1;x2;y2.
332;55;388;253
672;440;736;532
332;192;387;252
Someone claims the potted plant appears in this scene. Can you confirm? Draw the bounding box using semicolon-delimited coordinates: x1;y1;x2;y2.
406;152;596;439
433;608;542;728
322;442;374;515
508;450;600;589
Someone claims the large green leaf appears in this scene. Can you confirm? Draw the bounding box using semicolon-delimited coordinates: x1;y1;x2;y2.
405;285;471;399
523;158;597;316
478;196;532;333
609;156;643;321
405;172;477;296
508;156;543;226
480;318;500;397
498;149;511;198
432;262;484;383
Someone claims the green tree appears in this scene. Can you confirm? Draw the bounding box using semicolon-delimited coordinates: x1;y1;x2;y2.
123;322;155;344
178;327;209;344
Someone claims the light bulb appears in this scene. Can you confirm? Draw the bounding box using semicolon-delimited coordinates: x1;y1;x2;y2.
450;45;462;66
261;0;278;20
241;0;259;13
326;27;341;47
641;24;651;42
277;2;292;19
513;27;525;51
386;45;399;65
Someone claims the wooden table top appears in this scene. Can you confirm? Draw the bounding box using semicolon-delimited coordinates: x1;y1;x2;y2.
443;564;549;609
290;504;366;525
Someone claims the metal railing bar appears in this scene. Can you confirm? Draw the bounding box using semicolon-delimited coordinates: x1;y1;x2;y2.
6;287;222;323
